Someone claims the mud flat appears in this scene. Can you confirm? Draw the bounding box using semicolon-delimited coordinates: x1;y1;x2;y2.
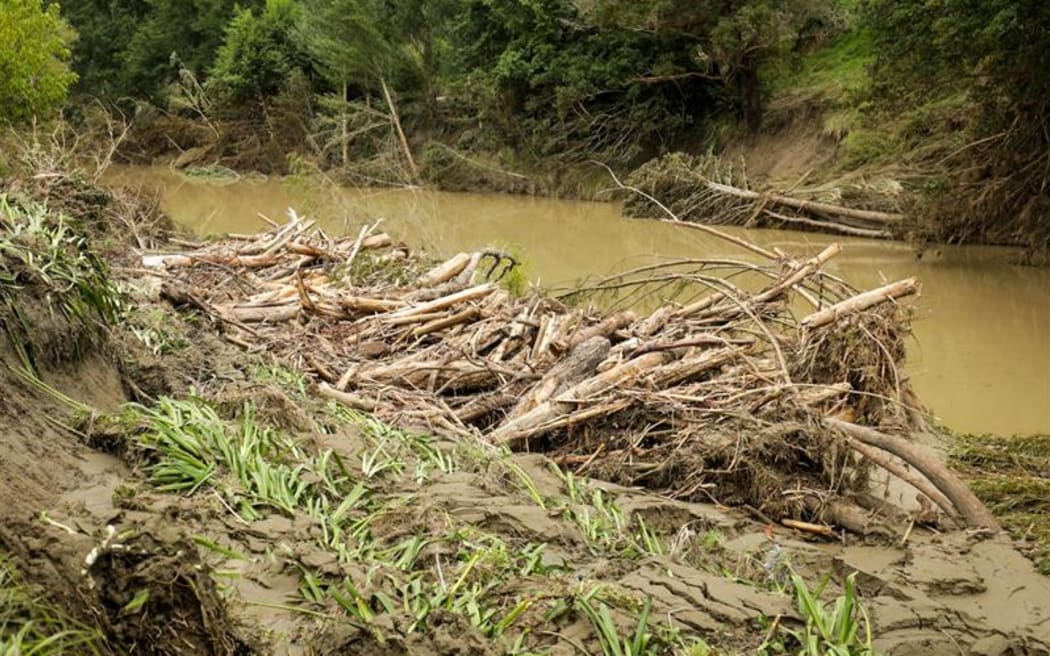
0;174;1048;655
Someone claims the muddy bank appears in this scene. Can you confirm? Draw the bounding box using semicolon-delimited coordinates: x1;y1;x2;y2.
1;174;1049;654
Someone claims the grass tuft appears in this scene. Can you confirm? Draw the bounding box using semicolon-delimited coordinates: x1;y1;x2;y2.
0;554;101;655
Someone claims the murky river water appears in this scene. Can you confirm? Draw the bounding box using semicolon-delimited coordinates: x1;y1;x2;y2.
105;167;1050;436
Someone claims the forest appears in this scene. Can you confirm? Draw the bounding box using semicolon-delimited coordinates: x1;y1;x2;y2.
3;0;1049;249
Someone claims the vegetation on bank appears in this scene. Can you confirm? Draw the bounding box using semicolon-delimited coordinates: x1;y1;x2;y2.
951;433;1050;575
1;0;1046;249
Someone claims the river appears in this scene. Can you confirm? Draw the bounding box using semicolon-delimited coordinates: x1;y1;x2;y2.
105;167;1050;436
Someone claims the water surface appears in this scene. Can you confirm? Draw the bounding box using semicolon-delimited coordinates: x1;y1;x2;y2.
106;167;1050;436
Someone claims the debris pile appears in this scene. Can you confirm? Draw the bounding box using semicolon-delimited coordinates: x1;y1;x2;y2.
145;212;997;536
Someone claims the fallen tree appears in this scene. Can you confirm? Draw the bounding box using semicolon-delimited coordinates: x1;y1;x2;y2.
621;152;902;238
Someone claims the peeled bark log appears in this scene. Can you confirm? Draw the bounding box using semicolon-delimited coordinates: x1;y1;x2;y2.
339;295;406;314
361;234;393;249
317;382;378;412
418;253;472;287
384;283;496;321
846;437;956;518
219;302;299;323
411;307;480;337
455;392;517;423
802;278;920;328
564;311;636;349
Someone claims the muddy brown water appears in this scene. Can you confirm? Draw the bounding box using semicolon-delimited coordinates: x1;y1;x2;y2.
106;166;1050;437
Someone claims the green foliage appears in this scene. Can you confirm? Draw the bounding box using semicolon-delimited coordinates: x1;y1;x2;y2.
297;0;399;92
0;554;101;655
0;0;77;123
767;28;874;103
865;0;1050;104
208;0;304;105
61;0;258;101
453;0;718;164
779;572;875;656
0;195;121;368
577;592;656;656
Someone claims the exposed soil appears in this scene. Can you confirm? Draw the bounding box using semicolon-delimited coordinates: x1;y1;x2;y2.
1;177;1048;655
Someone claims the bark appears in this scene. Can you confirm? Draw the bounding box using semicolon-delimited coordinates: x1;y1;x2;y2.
507;336;612;420
828;419;999;530
490;350;675;447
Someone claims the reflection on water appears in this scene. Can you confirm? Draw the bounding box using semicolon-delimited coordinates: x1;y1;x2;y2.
105;167;1050;436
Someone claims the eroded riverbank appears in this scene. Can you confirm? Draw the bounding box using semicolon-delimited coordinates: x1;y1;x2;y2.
105;167;1050;436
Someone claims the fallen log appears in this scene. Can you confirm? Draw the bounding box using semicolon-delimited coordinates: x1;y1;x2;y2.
827;419;999;530
411;307;480;337
846;437;956;518
801;278;919;328
507;336;612;420
563;311;636;350
338;295;406;314
383;283;496;321
418;252;472;287
704;179;904;226
317;382;379;412
218;302;299;323
490;350;676;447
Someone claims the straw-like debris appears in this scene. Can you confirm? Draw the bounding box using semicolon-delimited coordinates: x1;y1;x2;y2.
141;211;998;537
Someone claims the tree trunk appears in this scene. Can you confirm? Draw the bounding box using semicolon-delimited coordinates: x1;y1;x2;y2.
381;77;419;183
738;60;762;133
340;81;349;168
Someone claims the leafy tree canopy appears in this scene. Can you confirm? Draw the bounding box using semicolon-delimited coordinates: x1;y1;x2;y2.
208;0;304;105
0;0;78;123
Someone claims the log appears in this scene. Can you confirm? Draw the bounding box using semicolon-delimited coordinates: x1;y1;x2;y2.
339;295;406;314
803;496;897;539
490;350;675;447
411;307;480;337
507;336;612;420
454;392;518;423
704;179;904;225
827;419;999;530
629;335;750;359
647;346;741;388
317;382;378;412
801;278;919;328
564;311;636;349
361;234;393;249
219;302;299;323
753;243;841;304
762;209;893;239
846;437;956;518
418;253;471;287
383;283;496;320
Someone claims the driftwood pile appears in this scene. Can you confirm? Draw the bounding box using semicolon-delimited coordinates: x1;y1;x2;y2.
144;211;998;537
